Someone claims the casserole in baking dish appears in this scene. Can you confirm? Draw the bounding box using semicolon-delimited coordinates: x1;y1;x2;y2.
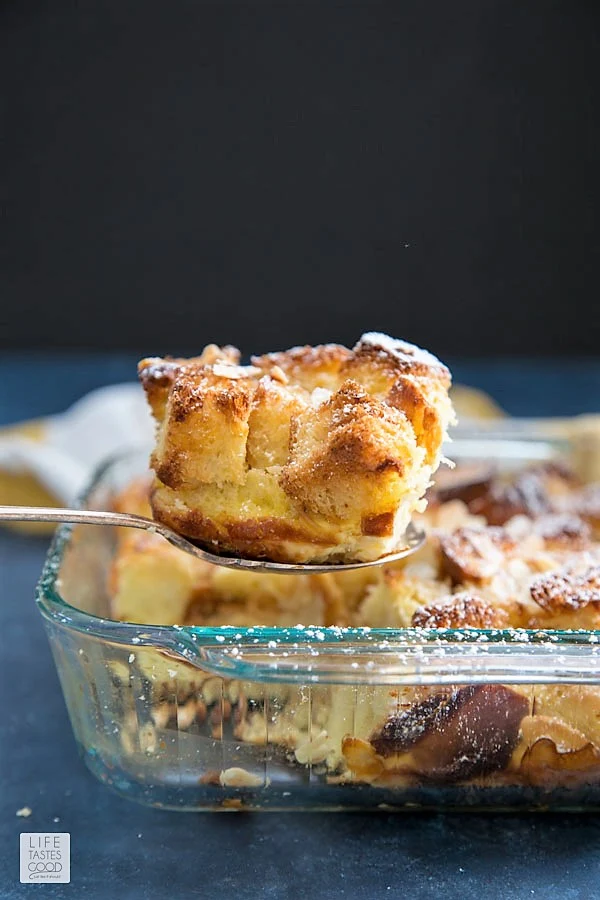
36;436;600;811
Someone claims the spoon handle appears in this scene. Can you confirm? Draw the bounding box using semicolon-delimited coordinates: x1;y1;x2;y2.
0;505;153;530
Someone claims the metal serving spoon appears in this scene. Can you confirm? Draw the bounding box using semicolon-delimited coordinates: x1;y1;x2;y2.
0;505;425;574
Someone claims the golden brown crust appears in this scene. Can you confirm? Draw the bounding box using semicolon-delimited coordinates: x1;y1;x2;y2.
138;346;241;420
533;514;592;551
278;381;414;529
530;564;600;612
251;343;352;391
411;591;508;629
468;470;552;525
439;526;516;584
348;332;451;385
341;334;452;466
153;490;333;551
139;334;454;564
387;376;442;465
246;379;304;468
467;464;577;526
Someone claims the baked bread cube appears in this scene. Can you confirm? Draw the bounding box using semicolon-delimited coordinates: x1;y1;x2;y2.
139;334;455;564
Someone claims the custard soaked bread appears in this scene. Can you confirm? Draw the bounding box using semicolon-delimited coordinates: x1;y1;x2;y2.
139;334;455;564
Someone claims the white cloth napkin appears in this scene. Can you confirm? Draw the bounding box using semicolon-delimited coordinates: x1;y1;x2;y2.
0;384;154;505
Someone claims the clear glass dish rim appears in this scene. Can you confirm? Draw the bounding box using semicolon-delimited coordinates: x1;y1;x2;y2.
34;453;600;685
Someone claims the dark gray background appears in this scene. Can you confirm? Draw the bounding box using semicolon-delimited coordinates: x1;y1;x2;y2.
1;0;599;357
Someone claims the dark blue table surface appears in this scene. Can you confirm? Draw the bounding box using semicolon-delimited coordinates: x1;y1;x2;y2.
2;354;600;900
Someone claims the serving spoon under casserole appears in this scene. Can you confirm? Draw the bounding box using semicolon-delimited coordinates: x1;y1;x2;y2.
0;505;425;574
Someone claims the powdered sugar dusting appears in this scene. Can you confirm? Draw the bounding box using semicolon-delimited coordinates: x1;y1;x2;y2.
310;387;333;407
358;332;446;372
212;364;261;380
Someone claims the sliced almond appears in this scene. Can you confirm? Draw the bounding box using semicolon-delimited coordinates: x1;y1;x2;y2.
341;736;384;782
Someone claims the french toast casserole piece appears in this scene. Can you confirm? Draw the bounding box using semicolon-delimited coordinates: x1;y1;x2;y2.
138;333;455;564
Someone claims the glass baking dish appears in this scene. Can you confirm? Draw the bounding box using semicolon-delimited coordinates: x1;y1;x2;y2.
36;448;600;811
